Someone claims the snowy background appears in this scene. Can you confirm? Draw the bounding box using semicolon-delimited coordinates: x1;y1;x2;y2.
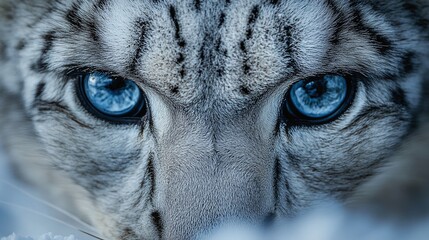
0;145;95;240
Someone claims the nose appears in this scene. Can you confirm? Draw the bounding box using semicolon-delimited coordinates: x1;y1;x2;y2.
155;121;275;239
161;163;273;239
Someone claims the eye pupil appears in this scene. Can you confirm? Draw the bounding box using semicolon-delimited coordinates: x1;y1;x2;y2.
78;72;147;122
284;74;354;124
303;80;327;98
106;79;127;91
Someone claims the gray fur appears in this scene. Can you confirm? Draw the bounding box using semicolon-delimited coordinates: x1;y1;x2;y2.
0;0;428;239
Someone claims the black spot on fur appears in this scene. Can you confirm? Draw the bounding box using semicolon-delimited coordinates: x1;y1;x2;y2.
178;40;186;48
240;40;247;53
34;82;46;100
391;87;408;108
151;211;164;238
177;53;185;63
268;0;280;5
240;85;251;95
15;40;26;51
66;3;83;29
170;85;179;94
130;19;149;73
180;68;186;78
216;66;225;77
223;49;228;56
219;12;225;27
194;0;201;11
215;38;222;52
243;63;250;74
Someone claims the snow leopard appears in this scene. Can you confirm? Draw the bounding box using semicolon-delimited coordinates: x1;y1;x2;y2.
0;0;428;239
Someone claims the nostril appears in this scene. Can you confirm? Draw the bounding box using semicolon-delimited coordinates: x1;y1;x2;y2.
262;212;276;227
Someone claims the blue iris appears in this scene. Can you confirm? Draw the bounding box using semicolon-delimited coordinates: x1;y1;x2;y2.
82;72;144;117
289;75;348;119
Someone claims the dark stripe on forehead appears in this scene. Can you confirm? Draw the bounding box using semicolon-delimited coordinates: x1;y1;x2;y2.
246;5;260;39
169;5;187;79
325;0;346;46
32;31;56;73
350;5;393;55
278;23;298;73
94;0;109;10
219;12;225;27
129;19;149;74
169;6;186;48
87;20;99;42
240;5;260;76
66;2;84;29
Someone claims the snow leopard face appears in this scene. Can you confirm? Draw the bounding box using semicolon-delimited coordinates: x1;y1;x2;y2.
0;0;428;239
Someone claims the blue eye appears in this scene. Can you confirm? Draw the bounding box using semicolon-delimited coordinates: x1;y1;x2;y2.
283;75;354;124
78;72;147;122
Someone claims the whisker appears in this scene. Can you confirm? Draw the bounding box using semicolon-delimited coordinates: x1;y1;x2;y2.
0;200;105;240
0;180;100;235
79;230;106;240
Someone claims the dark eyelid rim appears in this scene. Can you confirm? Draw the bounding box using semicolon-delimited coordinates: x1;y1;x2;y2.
65;66;123;79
